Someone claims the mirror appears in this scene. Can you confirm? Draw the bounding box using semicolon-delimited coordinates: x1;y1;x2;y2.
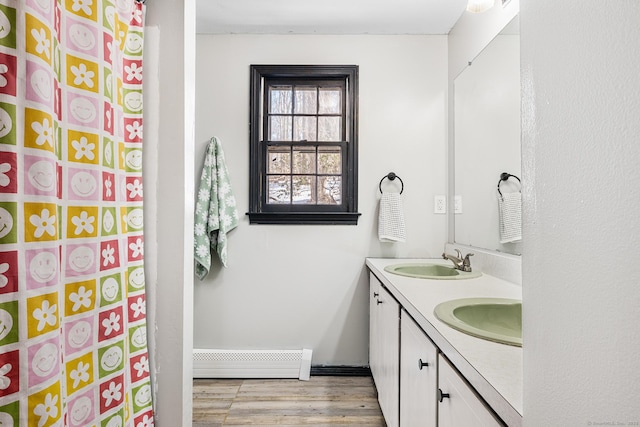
454;16;521;255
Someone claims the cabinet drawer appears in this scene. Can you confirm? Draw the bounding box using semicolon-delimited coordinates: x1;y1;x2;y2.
438;355;504;427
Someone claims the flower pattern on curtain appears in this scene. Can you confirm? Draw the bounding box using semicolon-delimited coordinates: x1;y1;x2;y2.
0;0;154;425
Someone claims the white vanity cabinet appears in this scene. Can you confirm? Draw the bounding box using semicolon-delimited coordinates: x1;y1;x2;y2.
400;310;438;427
367;259;522;426
369;268;511;427
437;355;503;427
369;273;400;427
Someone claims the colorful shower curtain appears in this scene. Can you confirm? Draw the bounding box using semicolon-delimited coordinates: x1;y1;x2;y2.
0;0;154;425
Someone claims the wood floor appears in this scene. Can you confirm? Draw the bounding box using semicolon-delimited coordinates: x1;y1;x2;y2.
192;376;386;426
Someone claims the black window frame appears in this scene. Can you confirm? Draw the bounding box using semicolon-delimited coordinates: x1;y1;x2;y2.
248;65;360;225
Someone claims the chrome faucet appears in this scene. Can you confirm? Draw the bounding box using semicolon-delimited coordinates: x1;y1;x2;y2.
442;249;474;272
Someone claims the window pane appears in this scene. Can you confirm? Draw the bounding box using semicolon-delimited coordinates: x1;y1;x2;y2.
292;176;316;204
267;147;291;173
318;176;342;205
319;88;341;114
293;116;317;141
269;86;292;114
294;86;317;114
318;117;341;141
269;116;292;141
293;146;316;174
268;175;291;204
318;146;341;174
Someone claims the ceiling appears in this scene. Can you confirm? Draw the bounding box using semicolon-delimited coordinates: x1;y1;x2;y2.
196;0;468;35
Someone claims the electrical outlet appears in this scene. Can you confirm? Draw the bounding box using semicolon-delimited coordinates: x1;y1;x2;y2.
434;195;446;214
454;196;462;214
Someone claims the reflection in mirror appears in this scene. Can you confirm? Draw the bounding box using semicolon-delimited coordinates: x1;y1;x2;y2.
454;16;521;255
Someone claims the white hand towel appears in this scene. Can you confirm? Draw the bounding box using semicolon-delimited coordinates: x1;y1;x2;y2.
378;192;406;243
499;191;522;243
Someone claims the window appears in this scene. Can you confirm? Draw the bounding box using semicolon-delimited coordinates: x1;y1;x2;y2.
248;65;360;225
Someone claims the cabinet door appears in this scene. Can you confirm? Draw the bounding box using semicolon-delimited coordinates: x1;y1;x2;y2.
438;355;504;427
400;310;438;427
369;273;381;381
369;274;400;427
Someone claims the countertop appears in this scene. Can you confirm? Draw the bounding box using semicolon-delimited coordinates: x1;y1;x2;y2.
366;258;523;427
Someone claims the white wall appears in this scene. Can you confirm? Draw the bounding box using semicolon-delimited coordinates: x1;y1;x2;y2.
521;1;640;425
144;0;195;425
194;35;449;365
447;0;520;81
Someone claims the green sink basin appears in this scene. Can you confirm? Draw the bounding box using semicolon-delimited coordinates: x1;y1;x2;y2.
384;263;482;280
434;298;522;346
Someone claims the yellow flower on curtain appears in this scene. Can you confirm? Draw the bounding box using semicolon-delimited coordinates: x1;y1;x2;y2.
65;279;96;316
114;13;127;51
28;381;62;427
66;54;100;93
118;141;126;170
119;206;128;234
24;202;58;242
65;0;98;21
66;206;99;238
116;76;123;107
68;130;99;164
24;108;55;152
65;352;94;394
25;14;52;64
124;394;131;422
26;292;59;338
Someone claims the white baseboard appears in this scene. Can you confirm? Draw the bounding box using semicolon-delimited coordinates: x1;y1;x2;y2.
193;349;312;380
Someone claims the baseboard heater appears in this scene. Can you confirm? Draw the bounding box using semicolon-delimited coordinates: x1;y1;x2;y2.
193;349;313;380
